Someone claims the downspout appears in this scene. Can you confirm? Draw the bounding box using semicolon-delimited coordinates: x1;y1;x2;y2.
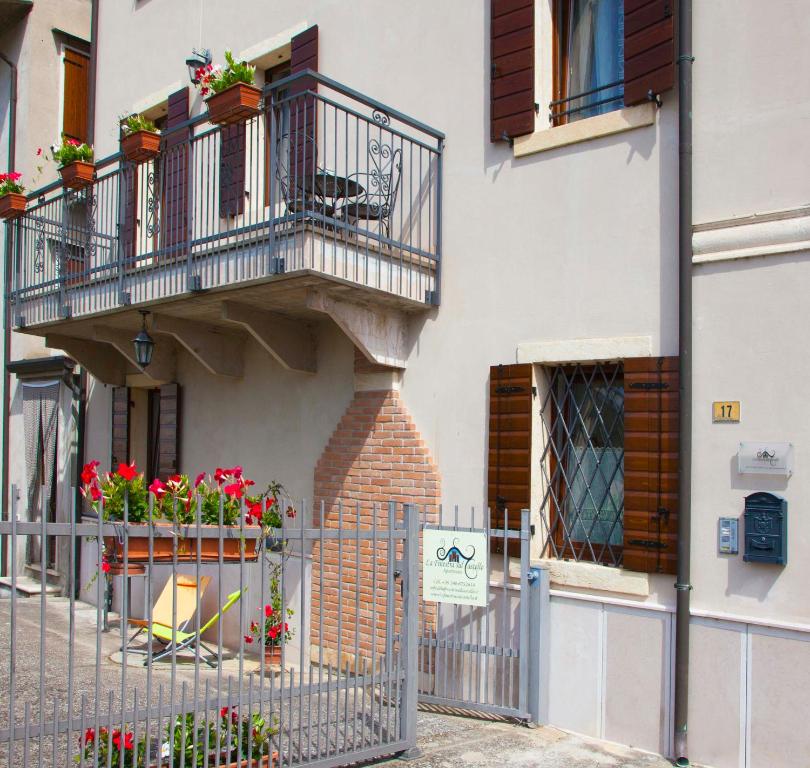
674;0;693;765
87;0;99;144
0;50;17;578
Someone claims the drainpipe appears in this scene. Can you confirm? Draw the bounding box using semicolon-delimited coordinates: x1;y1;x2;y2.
87;0;99;144
0;50;17;578
674;0;694;765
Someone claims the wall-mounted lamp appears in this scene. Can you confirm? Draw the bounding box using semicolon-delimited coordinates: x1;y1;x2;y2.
132;310;154;368
185;48;212;84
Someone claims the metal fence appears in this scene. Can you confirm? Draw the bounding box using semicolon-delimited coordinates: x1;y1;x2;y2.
8;71;444;329
417;508;536;721
0;490;421;768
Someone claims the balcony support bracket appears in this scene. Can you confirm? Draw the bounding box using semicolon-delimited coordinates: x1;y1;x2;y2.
44;335;127;386
152;313;244;378
93;326;177;383
306;290;407;369
221;301;316;374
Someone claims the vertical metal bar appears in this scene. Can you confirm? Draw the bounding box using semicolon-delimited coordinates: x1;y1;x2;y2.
352;500;360;751
7;487;17;765
39;482;47;767
370;501;378;749
484;504;491;707
519;508;530;717
385;501;395;743
317;501;324;759
335;499;344;756
94;507;103;767
501;508;509;708
399;503;420;755
67;496;77;766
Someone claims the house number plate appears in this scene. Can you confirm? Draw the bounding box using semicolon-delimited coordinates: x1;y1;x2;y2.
713;401;740;423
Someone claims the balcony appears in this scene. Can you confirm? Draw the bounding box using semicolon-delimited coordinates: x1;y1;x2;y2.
6;72;443;380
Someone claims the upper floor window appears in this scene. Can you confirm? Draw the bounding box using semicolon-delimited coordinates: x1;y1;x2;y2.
62;47;90;143
551;0;624;126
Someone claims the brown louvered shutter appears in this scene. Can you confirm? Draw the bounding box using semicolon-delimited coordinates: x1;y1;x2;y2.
624;0;676;106
623;356;679;574
157;383;181;478
488;363;533;554
290;25;318;176
111;387;130;469
120;163;138;260
161;88;191;251
219;122;246;216
63;48;90;143
490;0;535;143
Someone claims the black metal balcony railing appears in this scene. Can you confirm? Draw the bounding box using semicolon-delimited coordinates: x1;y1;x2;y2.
7;72;444;328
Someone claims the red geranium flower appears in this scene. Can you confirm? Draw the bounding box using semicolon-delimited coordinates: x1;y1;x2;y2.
101;557;110;574
223;483;243;499
264;604;273;617
168;474;182;484
82;727;95;745
244;634;253;644
148;478;166;498
214;468;227;485
111;729;134;750
194;472;205;487
89;484;102;502
117;462;137;482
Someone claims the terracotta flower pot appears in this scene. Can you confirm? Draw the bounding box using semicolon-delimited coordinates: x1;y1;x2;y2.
121;130;161;163
206;82;262;126
104;522;261;564
0;192;27;220
263;645;282;667
59;160;95;190
107;561;146;576
217;752;277;767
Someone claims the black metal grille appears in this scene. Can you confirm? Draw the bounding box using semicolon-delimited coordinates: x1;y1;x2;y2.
538;363;625;566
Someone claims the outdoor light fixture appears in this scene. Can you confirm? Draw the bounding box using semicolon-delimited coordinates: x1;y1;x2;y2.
132;311;155;368
185;48;212;84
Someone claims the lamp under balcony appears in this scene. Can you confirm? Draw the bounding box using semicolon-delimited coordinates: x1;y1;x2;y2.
132;311;154;368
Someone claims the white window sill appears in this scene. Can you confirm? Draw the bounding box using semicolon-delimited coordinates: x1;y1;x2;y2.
536;558;651;597
512;102;656;159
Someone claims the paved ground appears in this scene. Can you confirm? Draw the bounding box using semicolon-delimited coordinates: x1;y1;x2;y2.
0;594;680;768
376;710;676;768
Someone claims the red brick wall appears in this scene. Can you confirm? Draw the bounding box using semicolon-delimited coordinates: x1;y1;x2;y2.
312;387;439;671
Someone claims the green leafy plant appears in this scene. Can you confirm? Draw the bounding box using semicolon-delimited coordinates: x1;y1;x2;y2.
76;726;146;767
244;562;294;648
0;172;24;196
80;460;151;522
195;50;256;97
122;113;159;135
149;473;196;524
52;136;94;167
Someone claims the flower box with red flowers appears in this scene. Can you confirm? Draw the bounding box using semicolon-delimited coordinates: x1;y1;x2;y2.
0;171;26;219
52;137;95;189
196;51;261;126
80;462;287;564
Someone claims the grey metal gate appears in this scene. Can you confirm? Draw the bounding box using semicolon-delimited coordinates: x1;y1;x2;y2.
416;507;540;722
0;486;420;768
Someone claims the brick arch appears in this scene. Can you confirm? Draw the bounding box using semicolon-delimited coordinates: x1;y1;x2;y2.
312;388;440;669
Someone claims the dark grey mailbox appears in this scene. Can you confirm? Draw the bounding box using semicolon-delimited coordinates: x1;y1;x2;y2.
743;492;787;565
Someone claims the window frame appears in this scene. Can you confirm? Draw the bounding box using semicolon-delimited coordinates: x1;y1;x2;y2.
549;0;625;127
544;361;625;567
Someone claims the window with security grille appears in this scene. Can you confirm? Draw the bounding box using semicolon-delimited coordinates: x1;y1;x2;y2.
539;363;625;567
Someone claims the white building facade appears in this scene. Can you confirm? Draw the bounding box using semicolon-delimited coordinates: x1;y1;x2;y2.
2;2;809;767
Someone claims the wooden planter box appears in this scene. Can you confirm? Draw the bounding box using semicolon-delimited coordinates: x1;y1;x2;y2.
104;523;261;564
121;130;161;163
59;160;95;190
206;82;262;126
0;192;27;220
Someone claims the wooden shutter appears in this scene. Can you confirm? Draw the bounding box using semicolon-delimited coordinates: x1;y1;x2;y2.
290;25;319;177
156;383;181;478
219;122;246;217
63;48;90;143
488;363;533;554
161;88;191;251
120;164;138;260
490;0;535;142
111;386;130;469
623;356;679;574
624;0;676;106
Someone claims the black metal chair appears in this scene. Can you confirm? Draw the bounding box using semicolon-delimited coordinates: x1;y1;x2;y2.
275;132;335;219
339;140;402;238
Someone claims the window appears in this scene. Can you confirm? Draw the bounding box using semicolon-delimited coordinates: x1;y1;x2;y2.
540;363;625;566
551;0;624;126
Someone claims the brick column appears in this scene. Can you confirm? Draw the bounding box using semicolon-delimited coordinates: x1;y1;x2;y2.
312;376;439;672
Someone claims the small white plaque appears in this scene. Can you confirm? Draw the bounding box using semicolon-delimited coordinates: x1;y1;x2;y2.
422;529;488;607
737;442;794;476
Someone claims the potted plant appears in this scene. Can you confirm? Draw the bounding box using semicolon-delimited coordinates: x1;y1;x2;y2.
196;51;261;126
245;481;296;552
77;726;145;768
243;563;294;667
121;114;161;163
165;709;277;767
154;468;261;562
0;172;26;220
53;137;95;189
